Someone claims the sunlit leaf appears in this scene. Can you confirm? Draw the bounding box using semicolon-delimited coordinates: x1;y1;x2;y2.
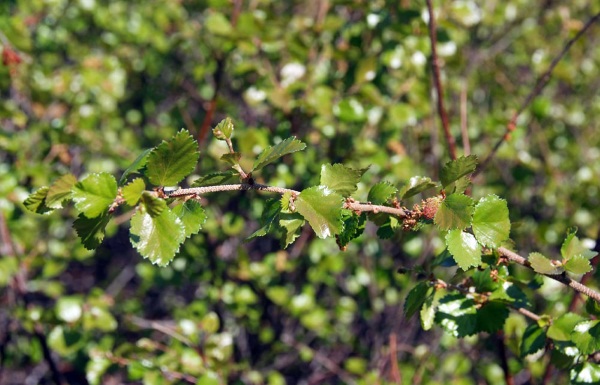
122;178;145;206
212;117;234;140
172;200;206;238
561;228;597;260
571;363;600;385
294;186;343;238
571;320;600;354
320;163;366;196
252;137;306;172
367;181;397;204
71;173;118;218
440;155;478;188
434;293;477;337
73;212;111;250
564;255;592;275
434;193;474;230
46;174;77;209
140;192;167;218
547;313;585;341
446;229;481;270
129;207;185;266
399;176;438;199
472;195;510;247
280;214;305;248
119;148;152;185
145;129;199;186
528;252;563;275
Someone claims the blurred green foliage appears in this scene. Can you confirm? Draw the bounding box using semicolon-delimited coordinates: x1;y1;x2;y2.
2;0;600;384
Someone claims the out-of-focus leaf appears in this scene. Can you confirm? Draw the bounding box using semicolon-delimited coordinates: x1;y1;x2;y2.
571;320;600;354
547;313;585;341
476;301;509;333
191;171;237;187
446;229;481;270
434;193;474;230
320;163;366;196
246;199;281;241
472;195;510;247
172;200;206;238
23;186;54;214
571;363;600;385
122;178;145;206
46;174;77;209
73;212;111;250
367;181;397;204
252;137;306;172
56;296;83;323
561;228;597;260
399;176;437;199
586;298;600;317
294;186;343;238
145;130;199;186
71;173;118;218
434;293;477;337
404;282;431;319
129;208;185;266
440;155;478;188
520;323;546;357
220;152;241;165
119;148;152;185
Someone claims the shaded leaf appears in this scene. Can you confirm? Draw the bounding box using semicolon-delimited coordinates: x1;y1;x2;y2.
376;216;399;239
191;171;237;187
476;301;509;333
23;186;54;214
404;282;431;319
586;298;600;317
119;148;152;185
246;199;281;241
129;207;186;266
472;195;510;248
399;176;438;199
220;152;241;165
367;181;397;204
71;173;118;218
145;130;199;186
172;200;206;238
295;186;343;238
252;137;306;172
440;155;478;188
572;320;600;355
520;323;546;357
320;164;366;196
446;229;481;270
528;252;563;275
46;174;77;209
122;178;145;206
212;117;234;140
140;192;167;218
280;214;305;248
73;212;111;250
337;212;366;248
434;193;474;230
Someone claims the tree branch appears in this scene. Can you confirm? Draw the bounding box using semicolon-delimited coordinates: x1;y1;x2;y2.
425;0;456;160
476;10;600;176
498;247;600;304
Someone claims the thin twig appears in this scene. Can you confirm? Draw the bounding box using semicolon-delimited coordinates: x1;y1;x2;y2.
498;247;600;304
425;0;456;160
476;11;600;176
460;81;471;156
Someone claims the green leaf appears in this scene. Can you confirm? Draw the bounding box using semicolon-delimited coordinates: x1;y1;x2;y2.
23;186;54;214
572;320;600;354
547;313;585;341
212;117;234;140
122;178;145;206
46;174;77;209
434;293;477;337
367;181;397;204
398;176;437;199
252;137;307;172
404;282;431;319
191;171;237;187
129;207;186;266
420;290;436;331
440;155;478;188
337;213;366;248
280;214;305;248
434;193;474;230
140;192;167;218
376;216;399;239
71;173;118;218
446;229;481;270
172;200;206;238
586;297;600;317
145;130;199;186
472;195;510;248
565;255;592;275
571;363;600;385
561;228;597;260
246;199;281;241
528;252;563;275
319;164;366;196
520;323;546;357
73;212;111;250
476;301;509;333
119;148;152;185
220;152;241;166
294;186;343;238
